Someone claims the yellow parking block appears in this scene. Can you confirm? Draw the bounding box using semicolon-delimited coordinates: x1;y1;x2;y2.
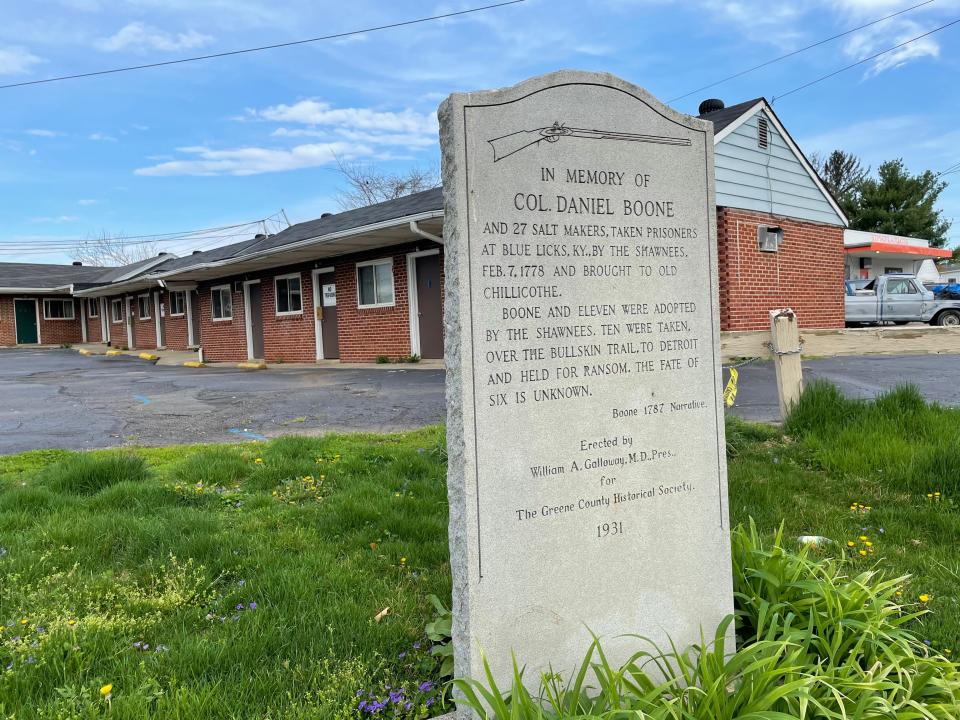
237;361;267;370
105;350;123;356
78;348;95;356
183;360;206;368
138;352;159;361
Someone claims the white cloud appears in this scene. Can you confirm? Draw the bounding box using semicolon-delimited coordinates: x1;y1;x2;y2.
77;198;98;206
250;100;437;135
842;16;941;77
95;22;214;53
134;141;375;177
88;132;117;141
31;215;80;223
0;46;43;76
271;126;437;148
25;129;61;137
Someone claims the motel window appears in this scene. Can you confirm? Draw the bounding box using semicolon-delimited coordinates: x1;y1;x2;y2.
212;285;232;320
356;259;395;308
111;299;123;323
137;294;151;320
275;274;303;314
87;298;99;318
43;299;75;320
169;291;186;316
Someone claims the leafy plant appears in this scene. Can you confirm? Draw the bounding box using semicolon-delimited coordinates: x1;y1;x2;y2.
425;594;454;679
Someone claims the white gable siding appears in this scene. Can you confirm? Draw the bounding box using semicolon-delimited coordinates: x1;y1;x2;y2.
714;110;844;226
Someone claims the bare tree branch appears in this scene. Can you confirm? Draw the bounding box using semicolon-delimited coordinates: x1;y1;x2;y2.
334;156;440;211
72;231;159;267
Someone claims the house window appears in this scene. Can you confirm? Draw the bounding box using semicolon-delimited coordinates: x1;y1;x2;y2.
87;298;99;318
356;259;395;308
43;299;74;320
169;291;186;316
212;285;232;320
275;274;303;314
111;299;123;323
137;294;151;320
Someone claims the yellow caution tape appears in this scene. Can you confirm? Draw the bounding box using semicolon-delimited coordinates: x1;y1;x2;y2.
723;367;739;407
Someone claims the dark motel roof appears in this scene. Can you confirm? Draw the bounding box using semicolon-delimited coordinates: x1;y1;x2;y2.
0;262;112;293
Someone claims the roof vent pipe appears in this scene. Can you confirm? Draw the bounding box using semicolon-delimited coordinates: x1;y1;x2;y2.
321;213;333;218
72;261;82;266
698;98;725;115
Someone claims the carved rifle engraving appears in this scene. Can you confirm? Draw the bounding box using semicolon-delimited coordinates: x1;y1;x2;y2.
488;122;692;163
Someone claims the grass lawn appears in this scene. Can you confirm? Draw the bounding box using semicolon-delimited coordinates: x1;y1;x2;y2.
0;382;958;717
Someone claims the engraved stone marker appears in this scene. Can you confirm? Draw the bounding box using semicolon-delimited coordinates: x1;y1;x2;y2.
440;71;733;701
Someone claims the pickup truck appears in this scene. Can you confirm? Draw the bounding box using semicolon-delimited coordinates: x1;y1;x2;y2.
845;274;960;327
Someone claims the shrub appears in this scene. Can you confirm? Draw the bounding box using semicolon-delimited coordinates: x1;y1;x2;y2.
455;521;960;719
375;355;391;364
39;453;150;495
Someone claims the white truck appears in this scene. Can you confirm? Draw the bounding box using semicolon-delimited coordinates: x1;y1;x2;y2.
845;274;960;327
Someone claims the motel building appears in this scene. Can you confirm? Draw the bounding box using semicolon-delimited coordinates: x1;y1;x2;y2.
2;94;927;361
843;228;953;283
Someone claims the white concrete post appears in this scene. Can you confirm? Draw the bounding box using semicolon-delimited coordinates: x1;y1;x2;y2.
769;308;803;419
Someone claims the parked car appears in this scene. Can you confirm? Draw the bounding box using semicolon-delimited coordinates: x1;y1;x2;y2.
845;274;960;327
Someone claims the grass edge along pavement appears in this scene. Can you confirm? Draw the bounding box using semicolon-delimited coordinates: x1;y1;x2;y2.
0;382;957;717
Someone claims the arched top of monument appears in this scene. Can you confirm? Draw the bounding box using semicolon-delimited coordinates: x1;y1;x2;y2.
438;69;712;137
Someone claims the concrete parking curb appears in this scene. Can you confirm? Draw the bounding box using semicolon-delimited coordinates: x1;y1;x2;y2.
237;361;267;370
138;352;159;361
77;348;97;356
183;360;206;368
105;349;124;356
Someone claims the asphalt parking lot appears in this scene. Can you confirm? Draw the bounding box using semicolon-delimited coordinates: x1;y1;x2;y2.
1;349;958;454
729;353;960;422
0;348;445;454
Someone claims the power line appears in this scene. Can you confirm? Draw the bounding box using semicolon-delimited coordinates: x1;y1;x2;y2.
0;1;526;91
772;17;960;102
669;0;935;103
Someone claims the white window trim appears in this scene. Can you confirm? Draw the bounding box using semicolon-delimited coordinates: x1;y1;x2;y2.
211;284;233;321
111;299;123;324
42;298;75;321
87;298;100;318
137;293;152;320
274;272;304;316
356;257;396;309
169;290;186;317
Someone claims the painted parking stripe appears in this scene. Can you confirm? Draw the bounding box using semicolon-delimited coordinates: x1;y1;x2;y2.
227;428;267;441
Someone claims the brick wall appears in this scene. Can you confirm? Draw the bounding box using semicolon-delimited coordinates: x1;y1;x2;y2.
132;292;158;350
84;298;104;343
716;208;845;331
197;282;247;362
336;246;415;363
0;295;85;345
163;290;191;350
104;295;131;348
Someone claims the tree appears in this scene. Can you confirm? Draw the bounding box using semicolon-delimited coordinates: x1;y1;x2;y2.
72;231;159;267
810;149;868;217
852;159;951;247
334;157;440;211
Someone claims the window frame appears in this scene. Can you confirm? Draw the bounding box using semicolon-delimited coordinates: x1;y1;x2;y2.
42;298;75;321
111;299;123;324
211;285;233;321
274;273;304;316
137;293;152;320
87;298;99;318
169;290;186;317
356;258;396;309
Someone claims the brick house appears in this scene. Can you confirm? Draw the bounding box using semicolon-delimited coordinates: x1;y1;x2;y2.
4;95;847;357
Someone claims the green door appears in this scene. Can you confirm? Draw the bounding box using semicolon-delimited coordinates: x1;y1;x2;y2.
14;299;38;344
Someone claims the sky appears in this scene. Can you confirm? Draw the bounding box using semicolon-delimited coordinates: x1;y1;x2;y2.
2;0;960;265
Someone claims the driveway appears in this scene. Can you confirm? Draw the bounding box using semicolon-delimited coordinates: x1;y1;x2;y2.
0;348;445;454
729;354;960;422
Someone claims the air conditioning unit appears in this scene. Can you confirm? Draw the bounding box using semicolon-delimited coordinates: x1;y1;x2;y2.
757;225;783;253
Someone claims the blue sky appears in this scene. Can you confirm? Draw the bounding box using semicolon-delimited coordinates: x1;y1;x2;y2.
3;0;959;264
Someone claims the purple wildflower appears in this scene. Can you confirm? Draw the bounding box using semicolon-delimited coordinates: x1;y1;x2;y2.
389;690;404;704
35;626;45;634
426;698;435;707
419;680;434;692
236;603;245;611
248;601;257;610
412;641;421;650
133;641;143;650
398;651;406;659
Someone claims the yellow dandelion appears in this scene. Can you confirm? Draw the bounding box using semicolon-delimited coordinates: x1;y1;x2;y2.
858;535;868;541
67;619;77;626
19;618;28;626
400;557;407;564
100;684;113;698
254;458;263;465
0;626;4;633
927;493;934;499
858;550;867;557
846;541;855;548
864;541;873;547
919;593;931;603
